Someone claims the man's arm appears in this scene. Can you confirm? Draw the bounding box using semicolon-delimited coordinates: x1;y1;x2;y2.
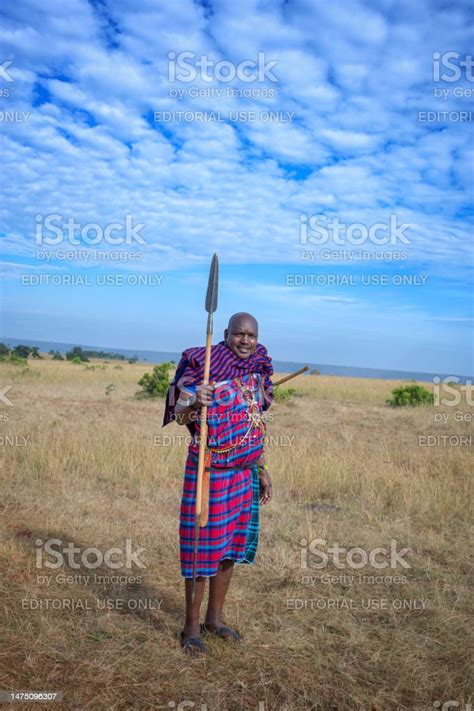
256;456;273;505
174;383;215;426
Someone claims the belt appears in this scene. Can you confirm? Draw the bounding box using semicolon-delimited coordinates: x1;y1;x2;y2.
189;457;260;473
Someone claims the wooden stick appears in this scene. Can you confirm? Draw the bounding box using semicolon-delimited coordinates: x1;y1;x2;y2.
192;330;212;601
195;330;212;524
272;365;310;387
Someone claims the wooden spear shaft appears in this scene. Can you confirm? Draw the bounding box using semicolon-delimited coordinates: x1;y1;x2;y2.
192;254;218;602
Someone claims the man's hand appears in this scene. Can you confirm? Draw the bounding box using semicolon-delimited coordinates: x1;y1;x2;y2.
195;382;215;407
258;468;273;505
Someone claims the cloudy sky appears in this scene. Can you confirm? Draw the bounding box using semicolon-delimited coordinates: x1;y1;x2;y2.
1;0;472;374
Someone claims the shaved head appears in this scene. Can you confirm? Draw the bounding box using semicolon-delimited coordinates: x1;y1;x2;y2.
227;312;258;333
224;312;259;359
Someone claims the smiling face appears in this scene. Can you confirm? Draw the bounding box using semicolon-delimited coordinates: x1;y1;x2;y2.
224;313;259;360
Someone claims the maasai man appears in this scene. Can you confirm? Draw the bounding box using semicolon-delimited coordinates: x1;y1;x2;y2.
163;312;273;655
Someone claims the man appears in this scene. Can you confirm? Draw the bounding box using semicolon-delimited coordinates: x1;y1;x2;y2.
163;312;273;655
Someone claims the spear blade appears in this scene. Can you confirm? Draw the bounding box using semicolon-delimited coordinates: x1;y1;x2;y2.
205;253;219;315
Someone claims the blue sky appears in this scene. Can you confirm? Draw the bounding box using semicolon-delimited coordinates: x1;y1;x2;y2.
0;0;473;374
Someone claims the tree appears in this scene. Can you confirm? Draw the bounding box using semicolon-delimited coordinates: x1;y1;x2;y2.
52;351;65;360
30;346;43;359
66;346;89;363
0;343;10;359
12;345;31;359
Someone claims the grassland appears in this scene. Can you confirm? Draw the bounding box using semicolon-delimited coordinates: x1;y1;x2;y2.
0;358;472;710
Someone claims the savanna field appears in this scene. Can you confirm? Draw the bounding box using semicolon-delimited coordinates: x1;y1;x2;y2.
0;358;472;711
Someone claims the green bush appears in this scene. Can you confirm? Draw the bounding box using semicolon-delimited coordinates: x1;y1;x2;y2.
8;354;27;366
137;362;173;398
273;386;296;402
386;383;434;407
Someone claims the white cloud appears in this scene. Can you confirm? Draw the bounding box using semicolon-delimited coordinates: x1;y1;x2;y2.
0;0;471;280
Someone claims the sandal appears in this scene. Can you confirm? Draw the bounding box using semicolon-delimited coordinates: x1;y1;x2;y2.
180;631;207;656
200;623;242;641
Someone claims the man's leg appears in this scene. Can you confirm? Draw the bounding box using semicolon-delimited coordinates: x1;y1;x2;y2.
204;559;238;639
183;576;207;638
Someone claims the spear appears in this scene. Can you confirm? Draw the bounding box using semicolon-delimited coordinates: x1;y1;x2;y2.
192;253;219;601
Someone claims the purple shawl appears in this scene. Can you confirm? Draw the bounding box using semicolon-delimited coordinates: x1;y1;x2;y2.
162;341;273;428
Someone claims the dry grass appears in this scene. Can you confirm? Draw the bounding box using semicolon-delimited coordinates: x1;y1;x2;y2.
0;359;472;711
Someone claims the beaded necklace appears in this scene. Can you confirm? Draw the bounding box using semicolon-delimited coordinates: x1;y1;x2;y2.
206;374;266;454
